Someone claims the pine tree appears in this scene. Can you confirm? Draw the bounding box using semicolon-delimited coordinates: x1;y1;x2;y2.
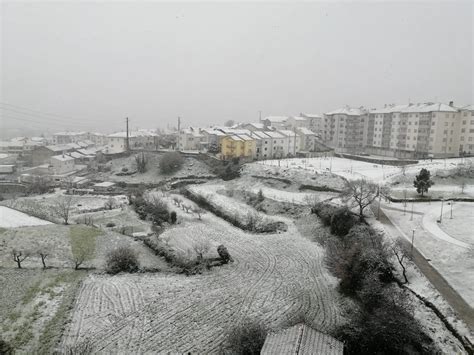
413;168;433;197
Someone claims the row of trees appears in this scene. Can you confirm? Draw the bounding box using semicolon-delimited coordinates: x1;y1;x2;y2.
312;204;434;353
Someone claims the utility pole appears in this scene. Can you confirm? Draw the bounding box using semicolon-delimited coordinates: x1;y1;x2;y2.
126;117;130;151
259;111;262;122
177;116;181;151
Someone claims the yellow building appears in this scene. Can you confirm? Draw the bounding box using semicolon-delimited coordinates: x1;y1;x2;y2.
221;134;256;159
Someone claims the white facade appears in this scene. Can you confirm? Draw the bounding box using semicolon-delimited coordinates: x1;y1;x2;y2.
50;155;75;174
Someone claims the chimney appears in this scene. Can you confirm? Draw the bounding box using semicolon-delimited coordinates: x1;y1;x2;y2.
449;101;454;107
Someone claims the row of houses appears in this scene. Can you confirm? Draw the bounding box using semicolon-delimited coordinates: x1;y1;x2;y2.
178;123;329;160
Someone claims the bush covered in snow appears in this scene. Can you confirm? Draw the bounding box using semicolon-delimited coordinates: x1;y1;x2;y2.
106;246;140;274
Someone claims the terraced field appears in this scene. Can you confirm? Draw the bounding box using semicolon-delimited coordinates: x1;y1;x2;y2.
61;194;341;353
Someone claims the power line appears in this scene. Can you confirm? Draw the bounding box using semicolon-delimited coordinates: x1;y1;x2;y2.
0;113;95;129
0;101;99;124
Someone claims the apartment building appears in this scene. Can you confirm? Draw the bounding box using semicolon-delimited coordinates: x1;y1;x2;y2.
323;107;369;153
300;114;323;137
459;105;474;156
278;130;301;157
52;131;89;145
262;116;289;130
105;130;157;154
366;102;462;158
220;134;256;159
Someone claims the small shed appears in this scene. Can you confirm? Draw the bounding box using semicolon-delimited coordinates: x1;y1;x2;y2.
261;324;343;355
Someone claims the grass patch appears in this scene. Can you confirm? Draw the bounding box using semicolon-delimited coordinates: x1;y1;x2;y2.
37;270;87;354
69;225;101;269
10;321;34;348
22;280;43;305
0;227;7;234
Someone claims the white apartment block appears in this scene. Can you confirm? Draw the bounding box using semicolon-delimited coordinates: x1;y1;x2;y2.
277;130;301;157
323;107;369;153
300;114;323;137
105;130;157;154
178;127;206;151
459;105;474;156
52;131;89;145
366;102;462;158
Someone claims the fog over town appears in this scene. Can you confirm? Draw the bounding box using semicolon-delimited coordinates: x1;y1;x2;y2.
0;1;473;354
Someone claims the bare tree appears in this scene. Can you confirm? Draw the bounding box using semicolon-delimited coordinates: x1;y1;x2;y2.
135;152;148;173
182;204;191;213
342;179;379;221
12;249;30;268
399;164;407;177
104;197;116;210
391;239;411;284
192;207;206;220
54;195;74;225
193;239;211;261
37;246;50;269
460;179;466;194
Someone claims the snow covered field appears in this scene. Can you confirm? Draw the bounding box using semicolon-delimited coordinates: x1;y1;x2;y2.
0;206;52;228
61;195;341;353
257;156;474;183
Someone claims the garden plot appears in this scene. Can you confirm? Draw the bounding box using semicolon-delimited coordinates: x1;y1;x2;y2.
0;206;52;228
61;196;342;353
1;193;129;223
186;183;287;232
381;202;474;307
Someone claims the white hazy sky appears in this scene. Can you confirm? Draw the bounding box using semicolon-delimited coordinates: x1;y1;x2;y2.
1;1;473;134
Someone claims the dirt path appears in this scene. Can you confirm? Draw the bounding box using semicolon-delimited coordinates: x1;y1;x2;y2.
62;196;341;353
374;206;474;330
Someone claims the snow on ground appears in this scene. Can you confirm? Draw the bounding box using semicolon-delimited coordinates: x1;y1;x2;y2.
368;217;473;353
0;206;52;228
381;201;474;307
61;194;342;353
256;156;474;184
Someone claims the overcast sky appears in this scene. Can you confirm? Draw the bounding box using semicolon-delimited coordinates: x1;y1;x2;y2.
1;1;472;135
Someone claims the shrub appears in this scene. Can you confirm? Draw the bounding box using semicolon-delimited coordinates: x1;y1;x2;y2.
122;167;128;172
170;211;177;224
330;207;356;236
217;244;233;263
105;222;116;228
226;320;267;355
132;194;170;226
311;202;338;225
0;338;13;355
105;246;140;274
338;285;433;354
159;152;184;174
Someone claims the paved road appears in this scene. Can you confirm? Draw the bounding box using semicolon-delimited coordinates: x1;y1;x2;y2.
373;204;474;330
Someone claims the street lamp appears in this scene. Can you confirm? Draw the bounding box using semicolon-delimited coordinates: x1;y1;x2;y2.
411;229;416;256
449;200;454;219
410;201;414;221
439;198;445;223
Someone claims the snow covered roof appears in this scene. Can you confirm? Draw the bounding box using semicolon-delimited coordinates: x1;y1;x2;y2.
264;116;288;123
325;107;367;116
297;127;317;135
68;152;86;159
261;324;343;355
54;131;87;136
290;116;308;121
51;155;74;162
67;143;82;149
180;127;205;137
264;131;285;138
460;104;473;111
243;122;265;129
236;134;254;141
251;131;272;139
278;130;300;137
108;130;157;138
301;113;322;119
371;102;459;114
94;181;115;188
45;144;73;152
